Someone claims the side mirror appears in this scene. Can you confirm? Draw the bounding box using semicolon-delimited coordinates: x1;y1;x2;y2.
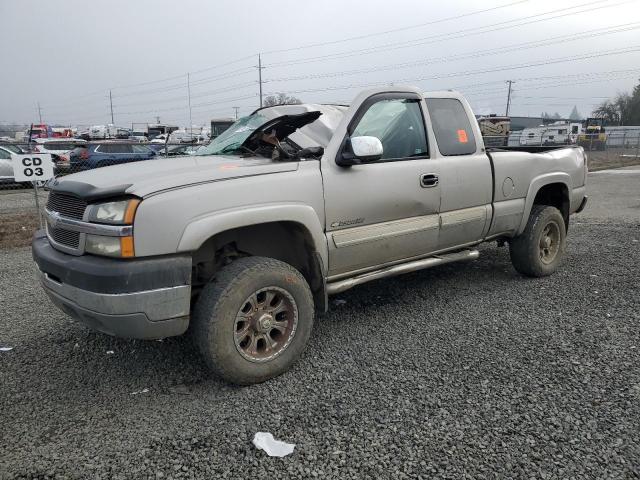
336;136;383;166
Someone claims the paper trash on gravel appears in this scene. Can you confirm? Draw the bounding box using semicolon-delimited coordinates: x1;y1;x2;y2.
0;347;14;352
130;388;150;395
252;432;295;457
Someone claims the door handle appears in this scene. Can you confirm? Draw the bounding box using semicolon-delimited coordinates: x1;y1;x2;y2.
420;173;439;188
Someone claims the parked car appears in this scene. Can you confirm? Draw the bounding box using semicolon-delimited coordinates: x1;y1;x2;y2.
0;146;15;185
32;138;87;172
0;145;52;187
34;87;588;385
150;133;169;144
27;124;52;139
115;128;132;139
69;142;156;171
129;134;148;143
0;143;27;154
158;144;200;156
147;143;166;153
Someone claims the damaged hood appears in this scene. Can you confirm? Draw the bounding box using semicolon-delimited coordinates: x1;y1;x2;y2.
246;111;323;148
258;104;347;149
49;155;299;199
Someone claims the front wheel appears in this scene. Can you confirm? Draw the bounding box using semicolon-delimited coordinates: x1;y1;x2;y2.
192;256;314;385
509;205;566;277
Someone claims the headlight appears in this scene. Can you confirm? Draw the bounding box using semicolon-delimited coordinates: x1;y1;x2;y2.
85;198;139;258
85;234;135;258
88;198;140;225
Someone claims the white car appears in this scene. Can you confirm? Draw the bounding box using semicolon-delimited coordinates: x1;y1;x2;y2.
0;146;15;184
0;145;45;186
32;138;87;171
150;134;169;144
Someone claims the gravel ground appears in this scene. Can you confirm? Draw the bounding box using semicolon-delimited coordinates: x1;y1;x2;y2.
1;170;639;479
0;188;47;216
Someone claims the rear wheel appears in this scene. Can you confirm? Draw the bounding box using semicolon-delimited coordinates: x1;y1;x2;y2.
509;205;566;277
192;256;314;385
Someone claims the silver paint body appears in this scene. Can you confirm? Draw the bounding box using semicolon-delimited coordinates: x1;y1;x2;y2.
58;87;587;285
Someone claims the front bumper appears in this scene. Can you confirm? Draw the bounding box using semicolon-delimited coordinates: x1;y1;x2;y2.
575;195;588;214
32;231;192;339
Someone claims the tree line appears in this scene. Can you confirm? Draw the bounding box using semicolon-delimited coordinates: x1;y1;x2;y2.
592;78;640;126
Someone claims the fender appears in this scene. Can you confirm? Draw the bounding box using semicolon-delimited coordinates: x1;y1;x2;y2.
177;202;328;272
517;172;571;235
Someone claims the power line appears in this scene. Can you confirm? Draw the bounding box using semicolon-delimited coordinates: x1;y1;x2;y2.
39;57;256;108
191;82;256;100
108;55;256;91
264;22;640;83
189;67;255;87
34;0;640;125
36;0;622;111
265;0;627;67
100;82;257;113
111;69;256;100
261;0;531;55
262;46;640;97
457;68;640;95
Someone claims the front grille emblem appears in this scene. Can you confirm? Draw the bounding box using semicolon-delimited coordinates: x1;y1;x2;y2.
49;211;61;228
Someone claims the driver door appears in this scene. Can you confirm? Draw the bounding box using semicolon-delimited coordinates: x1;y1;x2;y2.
322;91;441;278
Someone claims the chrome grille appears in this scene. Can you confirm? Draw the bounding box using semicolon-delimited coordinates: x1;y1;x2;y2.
46;193;87;220
48;225;81;249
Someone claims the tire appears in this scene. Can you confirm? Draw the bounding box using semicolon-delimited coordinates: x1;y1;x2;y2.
509;205;566;277
192;256;314;385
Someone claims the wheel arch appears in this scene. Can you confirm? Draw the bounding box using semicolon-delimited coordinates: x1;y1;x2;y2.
518;174;571;235
181;204;328;312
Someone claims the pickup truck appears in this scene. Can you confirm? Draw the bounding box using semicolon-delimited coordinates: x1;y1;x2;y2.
32;86;588;385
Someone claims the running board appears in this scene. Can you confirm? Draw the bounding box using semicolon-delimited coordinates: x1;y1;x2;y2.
326;249;480;295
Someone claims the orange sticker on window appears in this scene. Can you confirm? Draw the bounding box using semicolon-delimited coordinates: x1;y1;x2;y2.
457;129;468;143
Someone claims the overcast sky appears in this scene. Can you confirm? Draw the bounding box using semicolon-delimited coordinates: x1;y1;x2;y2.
2;0;639;128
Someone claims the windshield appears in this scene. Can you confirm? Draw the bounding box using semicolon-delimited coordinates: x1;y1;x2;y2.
196;113;267;155
1;144;21;153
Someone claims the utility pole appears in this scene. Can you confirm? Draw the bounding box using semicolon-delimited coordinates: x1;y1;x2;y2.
505;80;515;117
258;53;264;108
37;102;42;124
187;73;193;138
109;90;114;124
233;106;239;119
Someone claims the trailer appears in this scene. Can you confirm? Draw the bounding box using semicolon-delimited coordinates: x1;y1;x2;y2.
210;118;234;139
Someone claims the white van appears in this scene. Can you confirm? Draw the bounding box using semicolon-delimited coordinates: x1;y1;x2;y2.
89;124;118;139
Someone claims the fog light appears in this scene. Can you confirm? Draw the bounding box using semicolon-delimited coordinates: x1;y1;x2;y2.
85;235;134;258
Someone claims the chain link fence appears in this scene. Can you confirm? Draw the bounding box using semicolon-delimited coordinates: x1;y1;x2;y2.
481;127;640;169
0;140;204;249
1;130;639;249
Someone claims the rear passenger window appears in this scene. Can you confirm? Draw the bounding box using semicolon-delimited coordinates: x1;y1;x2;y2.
45;142;74;150
108;144;131;154
132;144;150;153
96;144;113;153
426;98;476;156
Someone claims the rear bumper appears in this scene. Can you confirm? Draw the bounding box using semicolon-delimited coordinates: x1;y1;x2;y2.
32;230;191;339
